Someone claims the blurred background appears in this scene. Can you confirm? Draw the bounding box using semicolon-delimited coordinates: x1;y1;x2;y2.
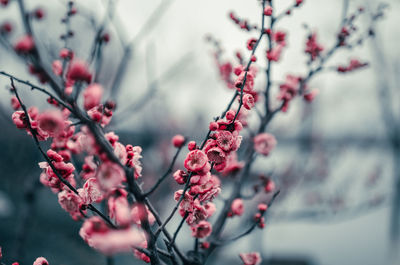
0;0;399;264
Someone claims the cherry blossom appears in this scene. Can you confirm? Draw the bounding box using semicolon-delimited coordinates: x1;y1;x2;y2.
231;198;245;216
96;161;125;192
184;150;208;172
66;60;92;83
254;133;277;156
58;190;83;220
14;35;35;54
83;83;103;110
32;257;49;265
172;134;186;148
79;217;144;255
239;252;262;265
191;220;212;238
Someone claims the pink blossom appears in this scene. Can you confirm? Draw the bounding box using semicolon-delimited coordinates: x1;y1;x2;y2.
131;203;156;226
231;198;244;216
218;62;233;87
203;139;217;154
258;203;268;213
264;179;276;193
174;190;194;212
172;134;185;148
133;241;150;263
37;110;65;137
337;59;368;73
235;71;255;93
83;83;103;110
185;199;208;224
188;141;197;151
190;172;211;186
58;190;83;219
201;242;210;249
209;122;219;131
108;196;131;227
264;6;273;16
52;60;62;76
278;74;301;111
254;212;265;228
204;202;216;217
230;132;243;152
305;32;324;61
254;133;277;156
190;180;216;198
114;142;127;164
47;149;63;162
97;162;125;192
87;105;112;126
59;48;73;60
79;178;104;204
34;8;45;20
14;35;35;53
221;153;244;175
81;156;97;180
303;89;319;102
12;111;27;129
80;217;144;255
239;252;262;265
225;109;236;121
273;31;286;45
246;38;257;51
216;130;234;151
206;146;226;164
234;65;244;76
173;170;188;185
125;145;142;179
67;60;92;83
28;106;39;119
184;150;208;172
192;175;221;202
88;229;145;255
79;216;109;241
267;44;284;62
191;221;212;238
243;94;255;110
11;96;20;110
39;157;76;193
33;257;49;265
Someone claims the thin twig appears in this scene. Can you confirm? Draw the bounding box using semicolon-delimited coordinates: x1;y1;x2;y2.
9;78;116;229
219;190;280;243
144;143;186;197
0;71;73;112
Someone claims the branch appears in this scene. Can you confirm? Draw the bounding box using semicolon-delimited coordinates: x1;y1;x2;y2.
231;0;267;124
219;190;280;243
155;174;192;237
17;0;33;35
0;71;73;112
9;77;117;229
170;211;189;245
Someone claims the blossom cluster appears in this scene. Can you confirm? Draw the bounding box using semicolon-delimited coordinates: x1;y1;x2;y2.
10;41;150;258
1;0;384;264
